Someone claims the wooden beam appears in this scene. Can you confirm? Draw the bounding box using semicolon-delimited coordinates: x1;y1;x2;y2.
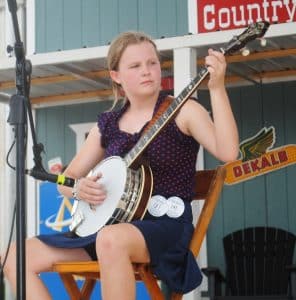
30;69;296;105
197;48;296;64
224;69;296;84
1;48;295;91
31;89;113;105
0;69;110;90
225;48;296;63
162;48;296;68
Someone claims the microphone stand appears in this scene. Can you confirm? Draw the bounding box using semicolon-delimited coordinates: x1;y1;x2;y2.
6;1;48;299
6;0;77;297
6;0;77;296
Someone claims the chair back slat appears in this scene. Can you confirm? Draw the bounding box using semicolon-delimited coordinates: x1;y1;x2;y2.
223;227;296;296
190;166;226;257
193;169;217;200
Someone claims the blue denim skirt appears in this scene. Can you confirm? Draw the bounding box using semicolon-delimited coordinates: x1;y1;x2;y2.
37;200;202;293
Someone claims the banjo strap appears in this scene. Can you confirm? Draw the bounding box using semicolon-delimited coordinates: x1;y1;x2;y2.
129;95;174;169
142;95;174;134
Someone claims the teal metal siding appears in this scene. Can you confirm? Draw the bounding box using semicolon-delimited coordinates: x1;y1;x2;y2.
46;0;63;52
99;0;119;45
35;0;189;53
35;0;46;52
156;0;178;38
36;101;111;167
81;0;100;47
285;83;296;236
199;81;296;272
138;0;157;36
119;0;138;32
64;0;82;50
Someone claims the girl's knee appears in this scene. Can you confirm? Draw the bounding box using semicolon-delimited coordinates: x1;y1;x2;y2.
3;238;42;277
96;226;125;258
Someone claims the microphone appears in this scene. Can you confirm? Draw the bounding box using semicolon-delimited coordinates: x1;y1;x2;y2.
26;168;75;187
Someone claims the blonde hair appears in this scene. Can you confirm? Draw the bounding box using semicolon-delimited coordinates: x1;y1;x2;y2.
107;31;160;107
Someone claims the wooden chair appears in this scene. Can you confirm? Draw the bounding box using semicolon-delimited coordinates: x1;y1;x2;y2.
52;166;226;300
202;226;296;300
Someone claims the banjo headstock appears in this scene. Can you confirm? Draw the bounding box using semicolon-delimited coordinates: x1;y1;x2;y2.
223;21;270;55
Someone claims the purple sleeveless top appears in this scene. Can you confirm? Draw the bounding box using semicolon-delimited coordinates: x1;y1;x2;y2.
97;92;200;202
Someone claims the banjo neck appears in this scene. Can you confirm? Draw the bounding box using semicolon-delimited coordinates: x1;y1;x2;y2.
124;21;270;169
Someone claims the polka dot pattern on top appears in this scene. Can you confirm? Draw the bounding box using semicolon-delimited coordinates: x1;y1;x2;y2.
97;92;200;202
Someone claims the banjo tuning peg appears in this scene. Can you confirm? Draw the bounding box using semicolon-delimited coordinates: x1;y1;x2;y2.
240;47;250;57
259;38;267;47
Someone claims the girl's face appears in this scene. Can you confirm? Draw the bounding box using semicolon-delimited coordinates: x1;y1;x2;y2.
110;41;161;100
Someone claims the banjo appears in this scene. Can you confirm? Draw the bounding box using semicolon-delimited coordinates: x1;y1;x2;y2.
70;21;269;237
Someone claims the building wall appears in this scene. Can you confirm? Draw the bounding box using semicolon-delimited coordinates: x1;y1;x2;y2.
198;81;296;272
35;0;189;53
36;100;111;167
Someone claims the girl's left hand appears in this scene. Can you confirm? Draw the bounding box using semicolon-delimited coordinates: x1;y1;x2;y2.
205;49;227;90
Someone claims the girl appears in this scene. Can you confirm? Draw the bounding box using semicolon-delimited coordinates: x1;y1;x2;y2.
3;31;238;300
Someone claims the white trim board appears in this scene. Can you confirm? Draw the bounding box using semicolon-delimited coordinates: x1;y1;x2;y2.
0;22;295;71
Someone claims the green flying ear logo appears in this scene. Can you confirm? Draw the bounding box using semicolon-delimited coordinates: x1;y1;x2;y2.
239;127;275;162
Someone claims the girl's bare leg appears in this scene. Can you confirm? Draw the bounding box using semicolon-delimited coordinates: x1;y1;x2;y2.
96;223;150;300
2;237;91;300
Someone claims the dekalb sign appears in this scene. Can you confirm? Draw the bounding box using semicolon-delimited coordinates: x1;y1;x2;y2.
224;127;296;185
196;0;296;33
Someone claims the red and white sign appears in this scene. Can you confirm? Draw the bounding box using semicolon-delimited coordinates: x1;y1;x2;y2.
195;0;296;33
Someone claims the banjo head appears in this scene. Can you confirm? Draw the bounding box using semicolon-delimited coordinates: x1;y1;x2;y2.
74;156;128;237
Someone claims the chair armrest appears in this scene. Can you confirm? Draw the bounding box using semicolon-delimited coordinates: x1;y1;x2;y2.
201;267;225;300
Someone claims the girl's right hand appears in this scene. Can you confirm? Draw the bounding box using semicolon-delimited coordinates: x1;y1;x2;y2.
74;173;106;205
